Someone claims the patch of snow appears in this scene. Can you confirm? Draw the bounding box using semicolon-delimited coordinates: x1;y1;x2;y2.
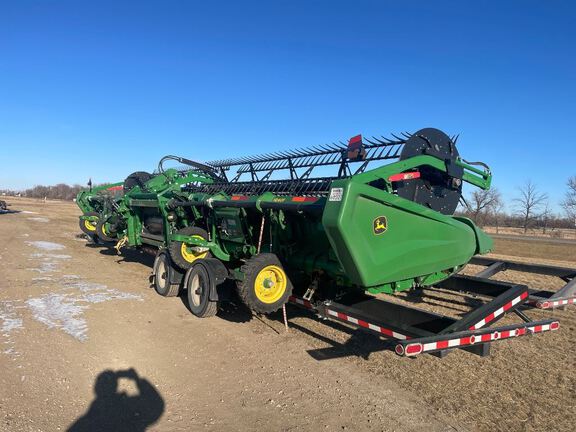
82;290;141;304
26;241;65;251
30;253;71;260
1;308;23;334
21;242;141;342
26;294;89;341
27;262;60;273
26;277;141;341
0;301;23;357
27;285;140;341
62;279;105;292
27;217;50;223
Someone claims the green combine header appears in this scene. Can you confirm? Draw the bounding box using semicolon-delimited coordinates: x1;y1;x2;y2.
77;128;566;357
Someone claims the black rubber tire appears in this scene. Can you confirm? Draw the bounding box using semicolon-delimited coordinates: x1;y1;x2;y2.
79;211;100;236
153;251;181;297
185;263;218;318
168;226;211;271
236;253;293;314
95;218;118;243
123;171;153;193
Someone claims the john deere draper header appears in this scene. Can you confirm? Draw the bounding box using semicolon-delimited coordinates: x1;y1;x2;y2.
77;127;566;357
190;127;494;295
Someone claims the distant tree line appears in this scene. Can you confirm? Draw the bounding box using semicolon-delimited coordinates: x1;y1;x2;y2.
459;176;576;235
25;183;85;200
0;184;85;201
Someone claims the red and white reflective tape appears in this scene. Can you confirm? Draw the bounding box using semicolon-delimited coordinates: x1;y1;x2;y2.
528;297;576;309
325;308;410;340
396;321;559;356
388;172;421;182
469;291;528;330
288;296;313;309
527;322;559;333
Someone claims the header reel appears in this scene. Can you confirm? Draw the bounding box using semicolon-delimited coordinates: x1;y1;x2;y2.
197;127;483;216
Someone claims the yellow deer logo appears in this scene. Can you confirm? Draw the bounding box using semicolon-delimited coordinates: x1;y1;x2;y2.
373;216;388;235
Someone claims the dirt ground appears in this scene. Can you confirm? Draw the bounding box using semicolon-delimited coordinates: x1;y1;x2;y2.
0;197;574;432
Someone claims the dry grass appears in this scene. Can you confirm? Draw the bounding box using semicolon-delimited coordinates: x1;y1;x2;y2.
492;237;576;264
484;225;576;240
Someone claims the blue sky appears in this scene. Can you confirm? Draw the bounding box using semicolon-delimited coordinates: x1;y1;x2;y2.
0;1;574;213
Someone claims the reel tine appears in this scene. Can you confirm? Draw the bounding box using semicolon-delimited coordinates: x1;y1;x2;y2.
314;145;328;153
375;146;387;158
401;132;412;139
380;136;395;144
295;147;310;157
322;144;338;152
301;156;314;166
328;153;340;163
284;149;298;158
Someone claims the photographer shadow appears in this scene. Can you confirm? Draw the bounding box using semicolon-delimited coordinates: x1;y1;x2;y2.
68;368;164;432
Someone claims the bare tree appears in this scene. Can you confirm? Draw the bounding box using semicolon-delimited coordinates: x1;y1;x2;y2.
540;202;553;234
491;199;506;234
513;180;548;234
562;176;576;220
466;188;502;227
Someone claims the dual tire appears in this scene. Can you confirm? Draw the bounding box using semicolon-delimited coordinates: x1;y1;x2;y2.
152;250;218;318
169;226;211;270
95;217;119;243
79;212;100;236
154;248;292;317
184;261;220;318
152;251;182;298
80;212;119;243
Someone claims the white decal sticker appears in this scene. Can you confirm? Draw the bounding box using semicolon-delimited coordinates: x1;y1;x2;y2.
329;188;343;202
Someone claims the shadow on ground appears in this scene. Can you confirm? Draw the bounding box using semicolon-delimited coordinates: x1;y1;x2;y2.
273;306;398;360
92;245;156;267
68;368;164;432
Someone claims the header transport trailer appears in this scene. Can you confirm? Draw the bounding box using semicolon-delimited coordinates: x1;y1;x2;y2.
77;128;569;357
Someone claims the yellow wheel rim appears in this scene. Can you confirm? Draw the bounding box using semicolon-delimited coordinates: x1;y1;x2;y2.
84;219;97;232
101;223;108;235
254;265;287;304
180;235;208;263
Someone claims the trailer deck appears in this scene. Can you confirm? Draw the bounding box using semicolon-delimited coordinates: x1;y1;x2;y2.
469;256;576;309
289;270;560;358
